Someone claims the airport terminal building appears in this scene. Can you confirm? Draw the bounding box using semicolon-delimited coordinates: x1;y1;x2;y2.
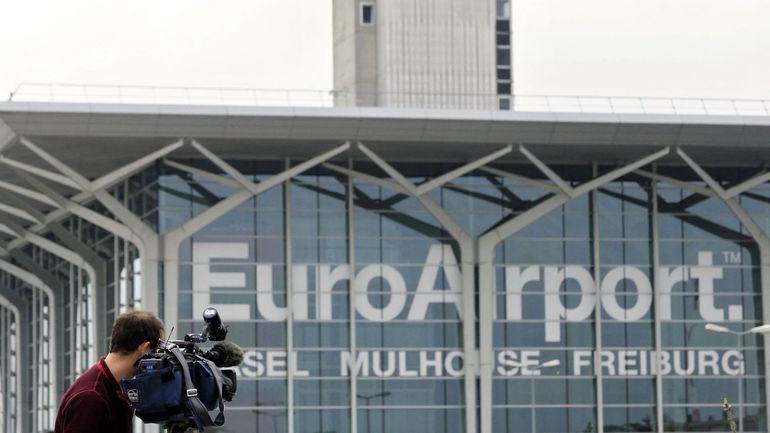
1;96;770;433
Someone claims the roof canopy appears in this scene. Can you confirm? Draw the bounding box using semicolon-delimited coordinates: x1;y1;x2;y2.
1;102;769;183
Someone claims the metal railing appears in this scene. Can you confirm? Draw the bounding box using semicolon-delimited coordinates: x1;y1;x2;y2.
7;83;770;116
8;83;335;107
509;94;770;116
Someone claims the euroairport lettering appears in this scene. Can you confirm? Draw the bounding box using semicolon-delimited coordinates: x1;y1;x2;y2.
233;349;745;377
194;242;742;342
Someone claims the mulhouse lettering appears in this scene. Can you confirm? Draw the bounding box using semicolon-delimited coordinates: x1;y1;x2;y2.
233;349;747;378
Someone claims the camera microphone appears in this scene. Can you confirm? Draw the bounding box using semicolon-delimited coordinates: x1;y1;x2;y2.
203;307;228;341
203;341;245;368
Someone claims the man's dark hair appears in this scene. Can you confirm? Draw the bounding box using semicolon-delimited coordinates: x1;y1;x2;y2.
109;310;165;354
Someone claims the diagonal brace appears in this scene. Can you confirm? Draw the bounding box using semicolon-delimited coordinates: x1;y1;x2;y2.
519;145;576;197
413;145;513;196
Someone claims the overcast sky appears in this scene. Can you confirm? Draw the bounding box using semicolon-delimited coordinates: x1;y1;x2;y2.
1;0;768;101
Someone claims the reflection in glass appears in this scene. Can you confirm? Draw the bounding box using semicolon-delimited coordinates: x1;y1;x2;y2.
156;161;770;433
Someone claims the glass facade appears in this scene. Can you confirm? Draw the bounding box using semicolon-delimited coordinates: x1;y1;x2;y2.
157;160;767;433
1;154;769;433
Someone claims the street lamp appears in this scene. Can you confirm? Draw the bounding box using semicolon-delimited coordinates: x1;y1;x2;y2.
356;391;390;433
704;323;770;431
506;359;561;433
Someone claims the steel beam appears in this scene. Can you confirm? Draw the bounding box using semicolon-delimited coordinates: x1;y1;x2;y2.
0;259;57;426
323;163;409;195
284;159;295;433
651;171;664;433
676;149;770;430
162;143;350;329
0;139;181;263
0;291;22;433
356;143;514;433
15;137;164;314
478;166;562;194
476;147;669;433
0;203;35;224
0;119;16;154
346;158;358;433
0;192;106;358
0;214;98;371
0;180;59;208
590;164;604;433
162;159;241;189
413;145;512;196
519;145;576;197
0;156;82;190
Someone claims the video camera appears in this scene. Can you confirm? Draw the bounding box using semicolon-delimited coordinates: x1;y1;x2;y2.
120;308;244;432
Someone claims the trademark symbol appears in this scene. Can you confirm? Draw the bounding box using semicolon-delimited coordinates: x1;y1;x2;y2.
721;251;741;264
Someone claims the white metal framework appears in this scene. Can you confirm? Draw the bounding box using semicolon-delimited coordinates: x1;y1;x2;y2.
0;136;768;433
0;292;21;433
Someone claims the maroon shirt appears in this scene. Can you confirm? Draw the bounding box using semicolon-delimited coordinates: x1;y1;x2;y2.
55;357;134;433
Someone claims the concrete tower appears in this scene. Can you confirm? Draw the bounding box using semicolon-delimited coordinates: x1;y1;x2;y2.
333;0;500;109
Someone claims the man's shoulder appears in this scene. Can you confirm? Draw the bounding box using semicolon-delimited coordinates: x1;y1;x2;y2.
62;388;109;409
55;389;111;433
61;363;108;401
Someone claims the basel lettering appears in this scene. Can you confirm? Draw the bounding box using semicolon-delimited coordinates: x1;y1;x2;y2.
233;349;745;377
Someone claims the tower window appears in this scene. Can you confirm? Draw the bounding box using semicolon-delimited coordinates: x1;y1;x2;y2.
496;48;511;66
361;3;374;25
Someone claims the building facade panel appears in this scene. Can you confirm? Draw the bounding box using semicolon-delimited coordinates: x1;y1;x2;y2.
1;106;770;433
151;158;770;432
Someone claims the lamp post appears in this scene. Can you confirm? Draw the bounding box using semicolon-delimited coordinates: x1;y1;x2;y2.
506;359;561;433
704;323;770;431
356;391;390;433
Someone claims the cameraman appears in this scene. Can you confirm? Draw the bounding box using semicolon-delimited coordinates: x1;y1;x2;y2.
54;310;165;433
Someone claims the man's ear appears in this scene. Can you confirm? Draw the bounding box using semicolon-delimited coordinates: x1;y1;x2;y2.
137;341;152;355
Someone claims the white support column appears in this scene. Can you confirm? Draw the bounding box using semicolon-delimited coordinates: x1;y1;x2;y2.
650;170;664;433
0;203;36;224
163;159;240;189
0;119;16;154
352;142;513;433
478;166;562;194
0;218;97;302
476;147;669;433
0;259;57;423
635;169;714;198
32;280;39;431
590;164;604;433
0;214;99;368
0;278;29;433
9;168;144;260
675;149;770;431
15;172;148;347
413;145;513;196
0;156;81;189
0;193;107;359
0;292;22;433
284;158;295;433
346;158;358;433
519;145;577;197
7;138;182;315
162;143;350;330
